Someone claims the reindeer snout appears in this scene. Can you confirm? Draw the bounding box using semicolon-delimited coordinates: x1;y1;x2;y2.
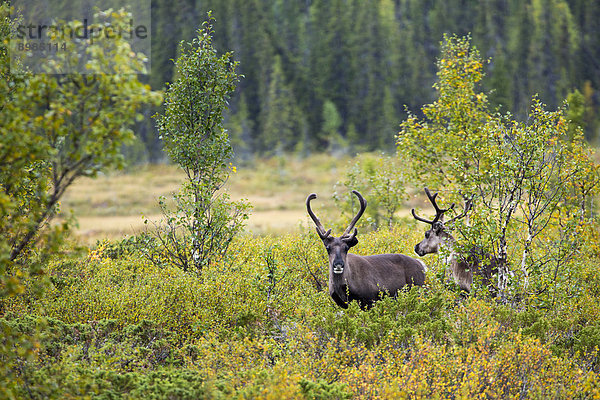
414;244;424;257
332;262;344;274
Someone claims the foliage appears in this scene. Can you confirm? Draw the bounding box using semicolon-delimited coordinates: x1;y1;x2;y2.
398;34;490;189
4;4;600;398
334;153;408;231
0;315;218;399
0;6;53;396
299;378;352;400
468;99;598;297
0;7;161;397
151;13;250;273
129;0;600;158
259;55;305;155
2;9;162;266
4;222;600;398
398;34;599;300
321;100;346;154
311;288;452;349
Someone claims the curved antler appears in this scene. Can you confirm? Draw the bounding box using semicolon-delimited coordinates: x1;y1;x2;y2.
306;193;332;240
411;187;455;225
446;192;474;225
342;190;367;237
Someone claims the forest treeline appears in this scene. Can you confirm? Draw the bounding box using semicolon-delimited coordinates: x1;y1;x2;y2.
140;0;600;159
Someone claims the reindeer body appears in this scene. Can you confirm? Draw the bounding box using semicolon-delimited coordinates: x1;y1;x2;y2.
329;253;426;309
307;191;426;309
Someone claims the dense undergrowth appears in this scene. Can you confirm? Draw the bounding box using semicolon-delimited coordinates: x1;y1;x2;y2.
3;223;600;399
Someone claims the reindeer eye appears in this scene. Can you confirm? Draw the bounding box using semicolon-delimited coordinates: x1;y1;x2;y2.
325;245;331;251
425;231;431;239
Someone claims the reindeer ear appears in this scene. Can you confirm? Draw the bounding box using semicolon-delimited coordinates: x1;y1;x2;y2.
345;235;359;248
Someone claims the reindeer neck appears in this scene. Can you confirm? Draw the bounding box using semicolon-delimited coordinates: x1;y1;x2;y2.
329;273;349;303
440;233;458;266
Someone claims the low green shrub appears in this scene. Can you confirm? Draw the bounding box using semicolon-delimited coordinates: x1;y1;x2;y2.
311;287;453;349
299;378;352;400
4;222;600;398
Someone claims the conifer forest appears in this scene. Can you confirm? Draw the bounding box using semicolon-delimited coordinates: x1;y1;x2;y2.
141;0;600;159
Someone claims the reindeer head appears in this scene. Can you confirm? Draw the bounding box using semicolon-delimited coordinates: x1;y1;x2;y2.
412;188;471;257
306;190;366;275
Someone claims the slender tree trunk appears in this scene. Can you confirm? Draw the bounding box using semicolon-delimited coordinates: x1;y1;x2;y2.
497;198;518;301
192;171;203;273
520;232;533;290
10;189;60;262
497;237;510;301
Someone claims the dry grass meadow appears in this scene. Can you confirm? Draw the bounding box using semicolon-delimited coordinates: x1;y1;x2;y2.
60;154;355;243
61;150;600;245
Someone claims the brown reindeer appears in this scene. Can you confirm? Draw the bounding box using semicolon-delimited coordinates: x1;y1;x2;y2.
307;190;427;309
412;188;496;294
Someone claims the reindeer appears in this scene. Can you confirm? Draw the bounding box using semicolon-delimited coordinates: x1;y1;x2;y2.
307;190;427;309
412;188;496;294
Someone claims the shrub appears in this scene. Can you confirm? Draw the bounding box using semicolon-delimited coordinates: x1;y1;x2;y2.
311;288;453;349
299;378;352;400
334;153;407;230
5;224;600;398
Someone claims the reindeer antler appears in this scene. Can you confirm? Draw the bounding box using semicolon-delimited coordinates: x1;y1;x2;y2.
411;187;455;225
445;191;474;225
307;191;367;241
306;193;332;240
341;190;367;239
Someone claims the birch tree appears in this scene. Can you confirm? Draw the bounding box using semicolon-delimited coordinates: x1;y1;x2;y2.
398;35;599;300
153;14;250;273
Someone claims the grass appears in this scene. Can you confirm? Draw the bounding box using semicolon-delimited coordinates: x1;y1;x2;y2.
61;150;600;245
61;154;353;243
